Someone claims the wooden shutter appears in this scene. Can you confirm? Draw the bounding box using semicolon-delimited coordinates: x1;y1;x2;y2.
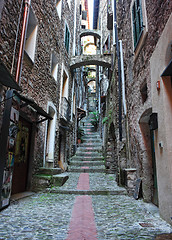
132;0;143;49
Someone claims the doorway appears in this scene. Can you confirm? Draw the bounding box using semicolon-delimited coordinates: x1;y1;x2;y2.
139;108;158;204
150;130;158;206
12;117;31;194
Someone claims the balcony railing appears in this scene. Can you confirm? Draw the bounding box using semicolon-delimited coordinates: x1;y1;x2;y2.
60;97;71;122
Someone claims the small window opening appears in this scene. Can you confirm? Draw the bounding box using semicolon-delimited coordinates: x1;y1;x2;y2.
65;24;70;53
51;52;58;81
25;7;38;62
56;0;62;19
140;82;148;103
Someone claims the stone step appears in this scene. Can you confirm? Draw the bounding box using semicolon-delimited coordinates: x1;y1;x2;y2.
83;128;98;132
49;189;127;196
39;167;62;175
69;161;104;166
52;173;69;186
75;151;102;157
71;156;104;161
83;127;95;130
82;138;102;143
81;143;102;147
68;168;106;173
77;146;102;152
32;173;69;192
83;129;97;133
82;135;100;139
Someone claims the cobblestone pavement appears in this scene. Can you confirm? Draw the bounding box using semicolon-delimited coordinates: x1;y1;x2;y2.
0;118;172;239
0;172;172;239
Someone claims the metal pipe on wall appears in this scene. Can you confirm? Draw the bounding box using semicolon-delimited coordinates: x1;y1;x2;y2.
11;0;24;75
119;40;127;115
15;0;31;84
113;0;122;141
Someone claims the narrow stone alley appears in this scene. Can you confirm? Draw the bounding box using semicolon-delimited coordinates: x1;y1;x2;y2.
0;117;172;240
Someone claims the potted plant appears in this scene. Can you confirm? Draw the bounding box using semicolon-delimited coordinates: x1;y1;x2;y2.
77;127;84;144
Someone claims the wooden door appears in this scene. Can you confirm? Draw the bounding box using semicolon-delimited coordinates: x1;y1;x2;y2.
12;118;31;194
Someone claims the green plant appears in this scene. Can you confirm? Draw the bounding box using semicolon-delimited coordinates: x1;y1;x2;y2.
102;116;108;124
90;111;99;128
102;110;112;125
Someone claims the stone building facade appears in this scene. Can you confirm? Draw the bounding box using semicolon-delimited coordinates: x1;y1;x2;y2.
116;0;172;224
0;0;82;208
94;0;172;225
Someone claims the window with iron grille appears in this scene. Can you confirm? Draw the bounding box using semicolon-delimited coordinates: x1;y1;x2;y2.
132;0;143;49
65;24;70;53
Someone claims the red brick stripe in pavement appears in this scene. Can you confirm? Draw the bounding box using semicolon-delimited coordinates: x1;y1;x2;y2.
77;173;89;190
66;195;97;240
66;168;98;240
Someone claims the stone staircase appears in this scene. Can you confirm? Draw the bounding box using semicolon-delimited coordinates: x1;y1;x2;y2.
49;116;127;196
69;119;105;173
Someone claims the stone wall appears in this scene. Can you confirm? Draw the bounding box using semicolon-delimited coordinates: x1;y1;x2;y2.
116;0;172;201
0;0;76;178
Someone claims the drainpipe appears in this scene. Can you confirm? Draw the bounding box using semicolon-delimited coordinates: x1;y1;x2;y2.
73;0;77;56
119;40;126;115
113;0;122;141
15;0;31;84
71;78;75;121
119;40;131;164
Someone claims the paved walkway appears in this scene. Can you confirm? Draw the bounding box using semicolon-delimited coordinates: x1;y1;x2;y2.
0;118;172;239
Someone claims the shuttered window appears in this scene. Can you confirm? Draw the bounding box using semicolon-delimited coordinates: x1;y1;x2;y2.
65;25;70;53
132;0;143;49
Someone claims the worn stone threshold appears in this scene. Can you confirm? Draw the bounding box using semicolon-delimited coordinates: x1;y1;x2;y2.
10;191;35;201
48;189;127;195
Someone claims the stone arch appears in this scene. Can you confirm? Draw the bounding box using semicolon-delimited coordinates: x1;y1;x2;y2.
80;29;101;39
70;55;111;70
87;79;96;84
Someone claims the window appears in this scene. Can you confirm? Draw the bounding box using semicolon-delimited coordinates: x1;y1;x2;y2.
65;24;70;53
103;35;111;54
81;25;86;29
140;82;148;103
25;7;38;63
132;0;143;49
56;0;62;19
51;52;58;81
82;11;87;20
131;0;148;58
